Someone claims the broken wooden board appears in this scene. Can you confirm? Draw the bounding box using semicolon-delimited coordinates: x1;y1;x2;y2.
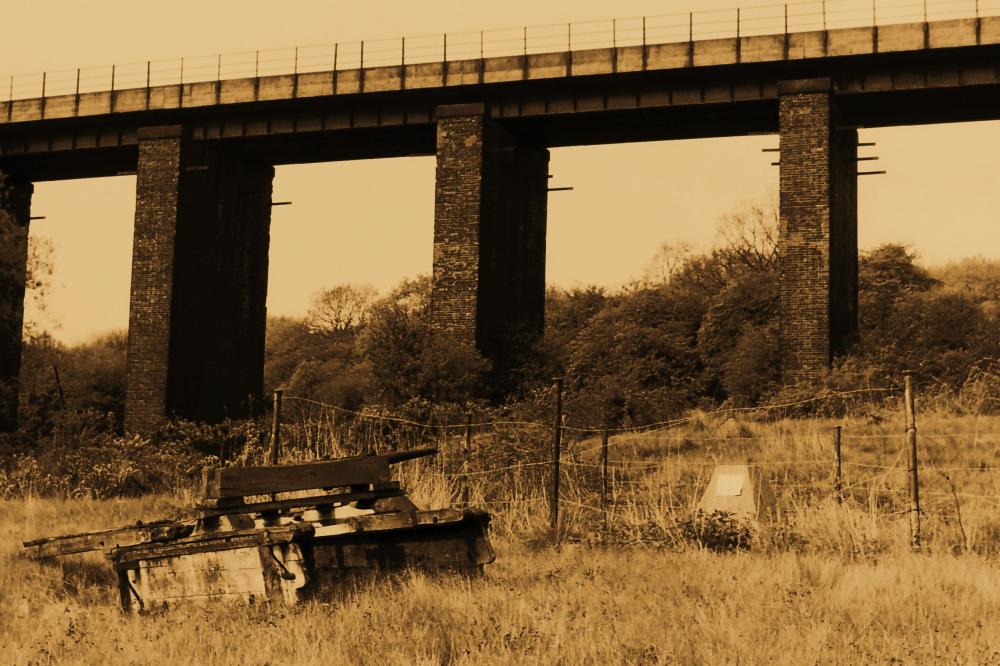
22;520;194;560
193;485;404;518
310;510;495;576
199;447;437;499
110;523;311;565
119;541;309;612
201;455;391;499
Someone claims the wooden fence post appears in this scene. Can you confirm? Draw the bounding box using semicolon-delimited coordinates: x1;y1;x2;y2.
601;428;610;529
904;373;921;548
550;378;564;542
269;389;284;466
834;425;843;503
463;412;473;507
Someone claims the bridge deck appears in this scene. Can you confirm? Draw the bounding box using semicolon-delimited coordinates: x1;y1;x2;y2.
2;17;998;126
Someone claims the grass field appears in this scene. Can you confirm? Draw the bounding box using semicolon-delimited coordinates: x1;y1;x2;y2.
5;411;1000;665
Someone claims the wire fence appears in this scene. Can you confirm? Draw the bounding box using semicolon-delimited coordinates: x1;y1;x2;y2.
5;0;1000;102
261;380;1000;549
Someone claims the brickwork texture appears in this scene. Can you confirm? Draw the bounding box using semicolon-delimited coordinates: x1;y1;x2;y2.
0;171;31;431
778;82;859;385
125;128;273;434
431;105;549;371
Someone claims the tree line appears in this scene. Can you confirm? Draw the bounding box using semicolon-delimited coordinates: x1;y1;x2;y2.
16;197;1000;435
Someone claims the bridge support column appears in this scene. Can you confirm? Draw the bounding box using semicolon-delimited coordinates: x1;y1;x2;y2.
431;103;549;371
126;126;273;434
0;172;31;431
778;79;858;385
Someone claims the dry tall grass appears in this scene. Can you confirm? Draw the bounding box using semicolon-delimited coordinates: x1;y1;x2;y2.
5;410;1000;664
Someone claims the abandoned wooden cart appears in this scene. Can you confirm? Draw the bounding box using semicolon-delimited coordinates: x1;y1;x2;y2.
22;447;495;612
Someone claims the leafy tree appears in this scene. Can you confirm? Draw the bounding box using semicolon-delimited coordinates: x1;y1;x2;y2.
305;284;377;336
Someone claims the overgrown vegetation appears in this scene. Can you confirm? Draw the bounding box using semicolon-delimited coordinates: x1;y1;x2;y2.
2;196;997;498
2;193;999;661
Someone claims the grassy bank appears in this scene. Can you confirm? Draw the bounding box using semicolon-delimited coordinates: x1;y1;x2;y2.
5;412;1000;664
5;494;1000;664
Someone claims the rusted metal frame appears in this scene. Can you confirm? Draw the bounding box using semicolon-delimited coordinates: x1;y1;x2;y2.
253;51;260;101
74;69;81;117
332;43;339;98
688;13;694;67
109;65;116;114
399;38;406;91
360;41;366;93
784;4;791;60
567;24;573;77
612;19;618;73
479;30;485;85
641;16;648;71
522;26;529;81
39;73;46;119
736;9;742;64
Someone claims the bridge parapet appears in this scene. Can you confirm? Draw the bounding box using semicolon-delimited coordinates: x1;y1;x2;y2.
2;16;999;127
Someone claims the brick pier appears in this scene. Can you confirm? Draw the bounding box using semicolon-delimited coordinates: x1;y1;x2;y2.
0;172;31;431
431;104;549;368
125;126;273;434
778;79;859;385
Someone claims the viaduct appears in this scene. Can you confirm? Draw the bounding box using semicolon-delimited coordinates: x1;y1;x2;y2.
1;14;998;434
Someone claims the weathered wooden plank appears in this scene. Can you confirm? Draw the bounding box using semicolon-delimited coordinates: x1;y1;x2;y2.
111;524;311;565
23;520;192;560
311;511;495;574
193;485;403;517
125;546;269;610
341;507;466;533
384;447;438;465
201;455;391;499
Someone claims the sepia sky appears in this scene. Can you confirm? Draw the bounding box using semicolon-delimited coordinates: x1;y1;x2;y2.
2;0;998;343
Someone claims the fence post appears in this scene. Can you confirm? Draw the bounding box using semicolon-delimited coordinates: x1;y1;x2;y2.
833;425;843;503
550;378;564;542
463;413;473;507
904;373;921;549
269;388;284;466
601;428;610;529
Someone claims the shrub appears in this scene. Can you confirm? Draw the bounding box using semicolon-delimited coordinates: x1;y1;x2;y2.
678;510;753;551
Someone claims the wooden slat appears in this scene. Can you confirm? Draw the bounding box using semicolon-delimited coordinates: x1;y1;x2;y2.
23;520;192;560
111;524;311;565
310;510;495;573
193;484;403;517
340;507;466;533
201;455;391;499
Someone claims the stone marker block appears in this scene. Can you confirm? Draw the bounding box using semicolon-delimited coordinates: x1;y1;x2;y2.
698;464;776;521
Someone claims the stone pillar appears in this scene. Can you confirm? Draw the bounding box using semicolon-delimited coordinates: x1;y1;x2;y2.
431;103;549;368
778;79;858;385
126;126;273;434
0;172;31;431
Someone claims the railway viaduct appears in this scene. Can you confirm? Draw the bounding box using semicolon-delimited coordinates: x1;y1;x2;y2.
1;14;999;434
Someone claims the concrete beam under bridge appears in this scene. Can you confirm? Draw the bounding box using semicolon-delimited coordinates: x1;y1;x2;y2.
125;126;272;434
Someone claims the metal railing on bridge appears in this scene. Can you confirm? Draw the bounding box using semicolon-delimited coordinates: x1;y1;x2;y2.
5;0;1000;103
